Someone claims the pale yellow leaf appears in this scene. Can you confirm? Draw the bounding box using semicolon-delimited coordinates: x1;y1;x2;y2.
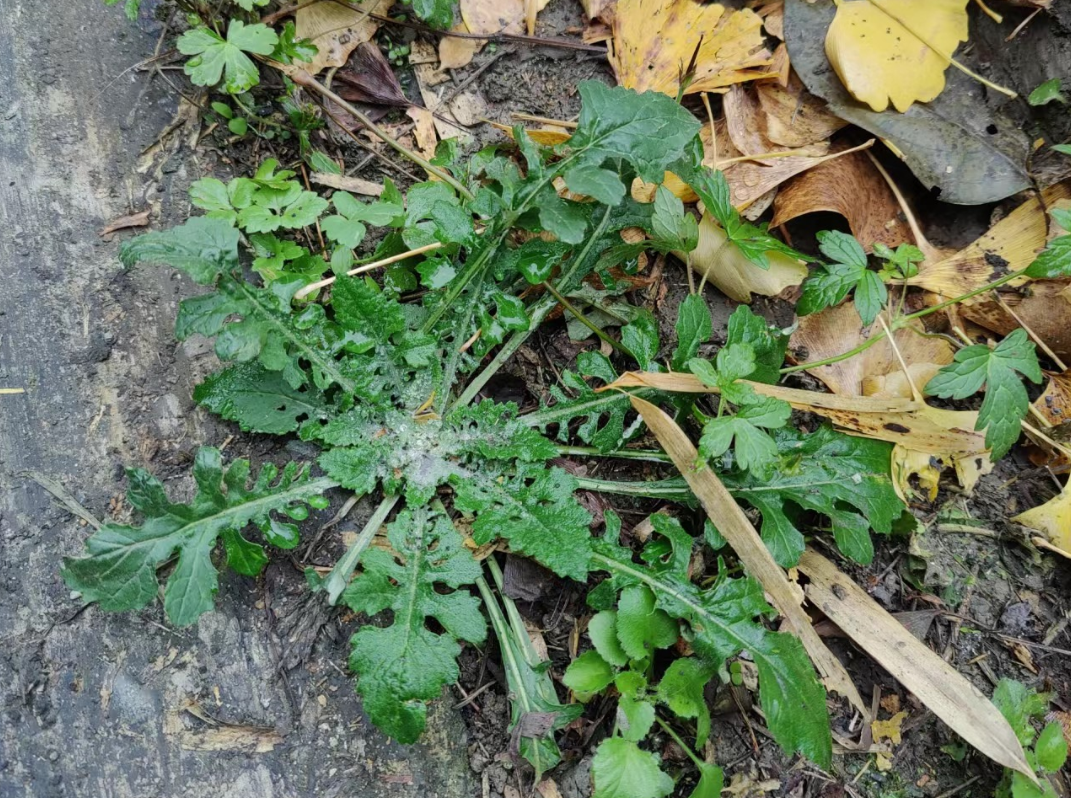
609;0;773;97
686;214;808;302
871;710;908;744
799;549;1038;782
825;0;970;113
1014;486;1071;558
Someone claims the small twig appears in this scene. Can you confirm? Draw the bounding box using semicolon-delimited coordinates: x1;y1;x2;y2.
878;314;922;401
865;150;940;261
276;63;475;200
0;387;25;394
935;775;982;798
259;0;320;24
295;242;445;300
972;0;1002;23
452;680;494;709
438;47;513;108
510;112;578;129
1006;7;1042;42
23;471;102;529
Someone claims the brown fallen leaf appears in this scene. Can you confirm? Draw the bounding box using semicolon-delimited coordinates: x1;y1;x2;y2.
407;107;439;160
685;213;807;302
788;303;953;399
1030;370;1071;467
100;210;150;236
630;395;868;716
1014;485;1071;559
959;281;1071;359
749;0;784;39
755;74;846;149
907;181;1071;299
603;371;989;460
409;40;475;142
771;151;913;251
609;0;773;97
334;42;409;108
438;25;483;70
725;83;830;159
295;0;389;75
798;549;1037;782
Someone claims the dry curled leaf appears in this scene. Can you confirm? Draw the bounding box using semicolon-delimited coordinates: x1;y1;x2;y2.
461;0;550;37
825;0;970;113
1030;371;1071;467
799;549;1038;783
755;74;846;148
959;281;1071;359
908;182;1071;299
789;303;953;400
438;25;483;70
771;151;913;251
687;213;808;302
295;0;389;75
609;0;773;97
726;82;830;158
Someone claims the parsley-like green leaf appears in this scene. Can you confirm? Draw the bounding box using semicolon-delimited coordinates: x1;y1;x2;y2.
343;508;485;743
925;329;1043;459
178;21;278;94
798;231;886;324
270;20;318;65
62;448;332;626
724;305;787;384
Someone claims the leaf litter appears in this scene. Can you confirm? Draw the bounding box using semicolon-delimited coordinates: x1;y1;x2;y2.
56;1;1071;796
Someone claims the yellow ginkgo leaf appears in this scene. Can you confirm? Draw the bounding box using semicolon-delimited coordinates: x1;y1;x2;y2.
609;0;773;97
825;0;970;113
1014;487;1071;558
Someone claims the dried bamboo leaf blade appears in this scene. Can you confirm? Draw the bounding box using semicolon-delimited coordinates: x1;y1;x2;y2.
629;395;867;716
798;549;1038;782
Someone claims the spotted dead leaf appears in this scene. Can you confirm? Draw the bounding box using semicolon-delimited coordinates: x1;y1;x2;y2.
789;303;953;400
609;0;773;97
687;213;808;302
771;151;913;251
1014;486;1071;559
755;73;846;148
603;372;990;462
825;0;970;113
295;0;390;75
490;123;573;146
907;182;1071;299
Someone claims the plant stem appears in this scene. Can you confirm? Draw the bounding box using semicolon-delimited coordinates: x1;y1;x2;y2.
542;280;628;354
280;65;475;200
295;242;444;300
655;716;706;769
455;206;615;408
322;493;398;605
575;475;693;501
556;445;672;463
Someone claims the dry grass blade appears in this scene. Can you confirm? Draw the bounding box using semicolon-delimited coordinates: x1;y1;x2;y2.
629;395;868;716
798;549;1038;783
606;372;989;458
